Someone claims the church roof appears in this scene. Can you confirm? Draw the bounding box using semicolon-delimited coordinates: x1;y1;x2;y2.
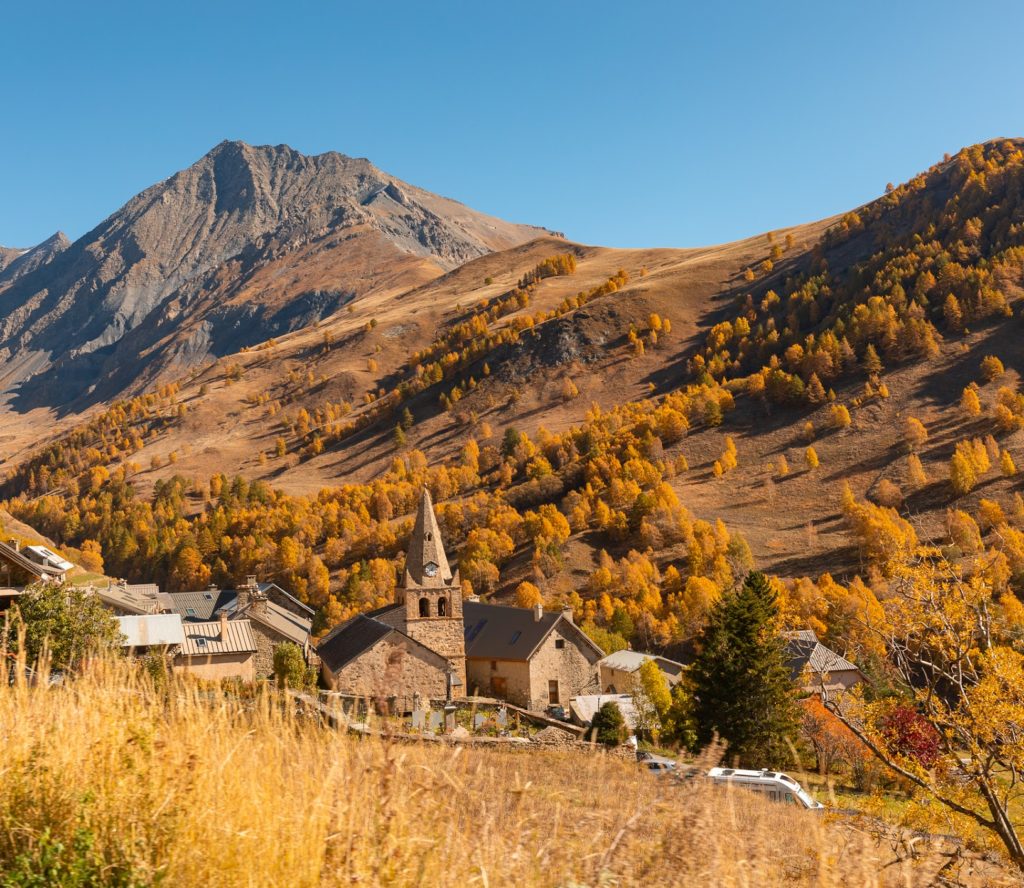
316;614;450;675
405;488;453;588
317;615;393;673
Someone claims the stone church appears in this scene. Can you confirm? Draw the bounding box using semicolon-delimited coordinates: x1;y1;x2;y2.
317;489;603;711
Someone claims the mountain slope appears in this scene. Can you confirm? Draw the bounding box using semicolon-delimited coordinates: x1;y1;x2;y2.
5;140;1024;642
0;141;553;409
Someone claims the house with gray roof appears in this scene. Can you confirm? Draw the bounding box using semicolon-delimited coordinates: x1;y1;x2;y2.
783;630;864;693
0;538;72;590
317;489;604;712
597;649;685;693
173;614;258;682
167;577;315;679
318;615;453;709
463;600;603;711
94;581;174;616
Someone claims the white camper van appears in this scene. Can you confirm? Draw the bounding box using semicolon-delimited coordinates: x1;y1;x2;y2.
706;767;824;810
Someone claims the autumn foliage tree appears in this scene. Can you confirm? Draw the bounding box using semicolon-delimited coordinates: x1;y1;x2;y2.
825;549;1024;867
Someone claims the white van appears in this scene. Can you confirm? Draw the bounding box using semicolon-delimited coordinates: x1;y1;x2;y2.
706;767;824;810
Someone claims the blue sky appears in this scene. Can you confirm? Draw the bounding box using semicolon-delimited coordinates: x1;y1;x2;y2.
2;1;1022;249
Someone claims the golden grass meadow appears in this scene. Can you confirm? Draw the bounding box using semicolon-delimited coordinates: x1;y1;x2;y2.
0;650;1000;887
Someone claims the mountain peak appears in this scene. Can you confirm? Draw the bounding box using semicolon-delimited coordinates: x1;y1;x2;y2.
0;140;555;409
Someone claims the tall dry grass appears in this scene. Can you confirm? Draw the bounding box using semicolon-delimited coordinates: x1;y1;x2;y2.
0;656;996;886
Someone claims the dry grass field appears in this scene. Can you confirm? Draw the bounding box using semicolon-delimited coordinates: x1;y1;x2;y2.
0;653;1015;887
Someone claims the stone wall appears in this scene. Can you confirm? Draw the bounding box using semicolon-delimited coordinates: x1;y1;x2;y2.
527;623;601;711
466;657;532;707
248;620;277;678
404;613;466;690
327;634;449;710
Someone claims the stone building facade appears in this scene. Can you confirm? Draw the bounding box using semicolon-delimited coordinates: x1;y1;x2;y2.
317;488;605;711
464;602;603;710
319;615;450;709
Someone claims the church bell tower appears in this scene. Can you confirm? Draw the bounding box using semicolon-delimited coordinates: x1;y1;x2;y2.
400;488;466;690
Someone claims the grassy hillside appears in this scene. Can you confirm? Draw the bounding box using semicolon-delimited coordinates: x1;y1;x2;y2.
0;658;1011;887
3;140;1024;651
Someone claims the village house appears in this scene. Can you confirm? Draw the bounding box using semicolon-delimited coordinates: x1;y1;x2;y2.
317;488;604;712
0;539;72;606
597;649;685;694
463;601;603;710
784;630;864;694
167;578;316;678
173;613;258;681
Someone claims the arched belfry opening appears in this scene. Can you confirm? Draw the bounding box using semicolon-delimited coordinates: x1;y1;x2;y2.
438;597;447;617
419;597;430;617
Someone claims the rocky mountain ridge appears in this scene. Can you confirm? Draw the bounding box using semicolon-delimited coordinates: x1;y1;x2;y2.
0;141;554;409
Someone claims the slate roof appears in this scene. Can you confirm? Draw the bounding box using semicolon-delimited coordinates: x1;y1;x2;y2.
316;615;396;673
178;619;257;657
317;603;401;647
117;614;185;648
251;581;315;616
166;589;236;621
94;582;167;615
783;630;860;679
235;599;312;647
462;601;606;662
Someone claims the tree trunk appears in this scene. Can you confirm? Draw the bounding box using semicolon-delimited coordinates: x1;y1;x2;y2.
978;777;1024;869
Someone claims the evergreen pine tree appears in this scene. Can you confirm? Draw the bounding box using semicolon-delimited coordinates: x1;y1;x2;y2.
688;571;798;766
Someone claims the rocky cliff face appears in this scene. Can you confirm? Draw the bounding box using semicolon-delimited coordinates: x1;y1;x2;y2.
0;141;553;409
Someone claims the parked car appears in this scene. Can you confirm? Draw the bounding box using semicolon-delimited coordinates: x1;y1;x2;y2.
706;767;824;810
637;751;678;775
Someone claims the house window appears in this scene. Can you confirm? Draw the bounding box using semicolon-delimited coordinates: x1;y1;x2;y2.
419;597;430;617
186;608;196;616
509;631;521;645
555;638;565;650
437;597;447;617
196;638;207;648
548;680;559;705
490;660;497;671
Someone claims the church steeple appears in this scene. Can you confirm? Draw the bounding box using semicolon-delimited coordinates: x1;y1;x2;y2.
397;488;466;692
404;488;456;589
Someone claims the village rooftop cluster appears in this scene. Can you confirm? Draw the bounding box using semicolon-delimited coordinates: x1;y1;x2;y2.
0;489;861;743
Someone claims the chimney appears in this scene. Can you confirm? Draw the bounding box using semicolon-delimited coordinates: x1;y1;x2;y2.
533;603;543;623
219;611;229;640
7;539;19;552
561;605;574;624
236;579;252;611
